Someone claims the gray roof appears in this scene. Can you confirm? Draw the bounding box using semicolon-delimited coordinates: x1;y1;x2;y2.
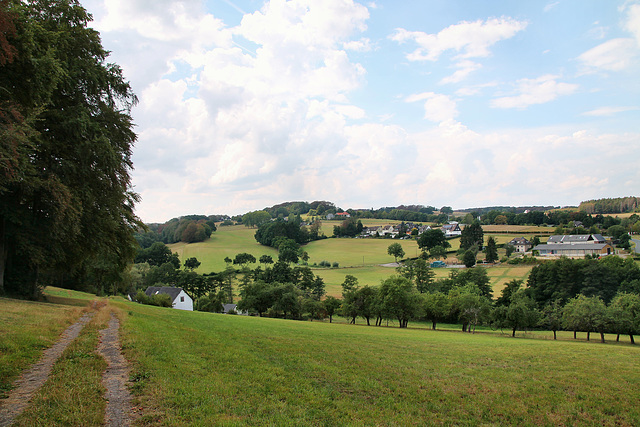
546;234;605;244
144;286;187;301
534;243;610;251
509;237;531;245
222;303;237;314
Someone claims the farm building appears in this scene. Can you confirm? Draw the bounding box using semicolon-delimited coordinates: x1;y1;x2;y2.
508;237;533;253
546;234;606;244
533;234;612;258
533;243;613;257
144;286;193;311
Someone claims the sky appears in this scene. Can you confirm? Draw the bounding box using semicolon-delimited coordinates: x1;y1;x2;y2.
81;0;640;223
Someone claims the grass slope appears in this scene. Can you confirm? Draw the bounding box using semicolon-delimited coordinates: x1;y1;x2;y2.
0;295;84;398
117;299;640;426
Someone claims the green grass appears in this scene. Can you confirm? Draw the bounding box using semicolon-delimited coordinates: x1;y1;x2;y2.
14;307;109;427
116;299;640;426
0;295;83;398
169;225;279;273
168;225;540;299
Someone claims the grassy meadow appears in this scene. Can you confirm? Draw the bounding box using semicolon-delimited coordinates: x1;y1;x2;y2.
3;289;639;425
114;298;640;426
0;296;86;398
168;223;541;297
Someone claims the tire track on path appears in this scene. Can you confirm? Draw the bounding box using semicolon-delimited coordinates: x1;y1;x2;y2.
0;312;94;427
98;313;133;427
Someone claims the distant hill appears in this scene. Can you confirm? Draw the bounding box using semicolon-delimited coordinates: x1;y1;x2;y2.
454;206;561;214
578;197;640;214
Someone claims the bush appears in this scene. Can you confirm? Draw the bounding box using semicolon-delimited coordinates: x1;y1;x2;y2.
149;293;172;307
332;262;339;268
134;289;172;307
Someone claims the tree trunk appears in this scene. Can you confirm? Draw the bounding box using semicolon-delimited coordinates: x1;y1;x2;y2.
0;217;6;294
573;330;577;339
616;334;620;342
432;321;436;330
553;330;557;340
512;326;517;337
462;323;467;332
600;332;605;343
587;331;590;341
630;334;635;345
329;315;332;323
366;317;370;326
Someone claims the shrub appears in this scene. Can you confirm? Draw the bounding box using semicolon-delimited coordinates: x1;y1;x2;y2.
332;262;339;268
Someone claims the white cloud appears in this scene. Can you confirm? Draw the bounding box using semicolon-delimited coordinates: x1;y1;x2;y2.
440;60;482;84
406;92;458;122
582;106;640;116
391;17;527;62
81;0;640;222
491;75;579;109
544;2;559;13
577;38;638;73
624;3;640;45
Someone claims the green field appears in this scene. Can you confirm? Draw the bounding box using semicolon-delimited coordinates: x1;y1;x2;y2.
168;224;536;298
115;298;640;426
3;290;639;425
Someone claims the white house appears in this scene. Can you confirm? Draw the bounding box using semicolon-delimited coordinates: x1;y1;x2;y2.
144;286;193;311
441;223;462;237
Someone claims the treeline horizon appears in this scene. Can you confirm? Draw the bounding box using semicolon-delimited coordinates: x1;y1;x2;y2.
143;196;639;227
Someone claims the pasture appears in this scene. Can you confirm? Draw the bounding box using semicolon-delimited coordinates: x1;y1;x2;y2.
114;298;640;426
3;289;639;425
168;223;537;298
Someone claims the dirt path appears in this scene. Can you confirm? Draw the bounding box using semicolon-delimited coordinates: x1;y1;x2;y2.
98;313;133;427
0;312;94;427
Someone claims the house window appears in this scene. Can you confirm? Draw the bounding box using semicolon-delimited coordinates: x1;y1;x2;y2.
180;296;185;302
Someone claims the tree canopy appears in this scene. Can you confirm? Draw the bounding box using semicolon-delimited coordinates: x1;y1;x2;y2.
1;0;142;296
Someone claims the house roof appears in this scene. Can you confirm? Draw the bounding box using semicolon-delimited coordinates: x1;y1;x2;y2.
534;243;610;251
547;234;605;244
144;286;188;301
222;303;237;313
509;237;532;245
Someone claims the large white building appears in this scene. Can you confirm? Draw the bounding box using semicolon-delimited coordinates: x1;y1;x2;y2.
533;235;612;258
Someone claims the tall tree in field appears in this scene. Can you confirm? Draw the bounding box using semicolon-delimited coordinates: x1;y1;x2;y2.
387;242;405;264
0;0;141;296
484;236;498;263
417;229;449;255
608;292;640;344
460;220;484;251
378;276;421;328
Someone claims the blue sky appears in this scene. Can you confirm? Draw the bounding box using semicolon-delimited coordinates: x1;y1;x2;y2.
82;0;640;222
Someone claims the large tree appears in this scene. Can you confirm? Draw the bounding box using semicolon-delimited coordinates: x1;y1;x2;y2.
417;229;449;254
460;220;484;251
1;0;142;296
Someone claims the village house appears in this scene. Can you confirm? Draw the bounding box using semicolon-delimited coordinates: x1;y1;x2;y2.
441;223;462;237
508;237;533;253
144;286;193;311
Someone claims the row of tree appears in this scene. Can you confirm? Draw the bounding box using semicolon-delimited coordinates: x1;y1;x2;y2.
579;197;640;214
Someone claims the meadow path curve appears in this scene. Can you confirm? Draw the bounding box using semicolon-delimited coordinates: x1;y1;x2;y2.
0;312;94;427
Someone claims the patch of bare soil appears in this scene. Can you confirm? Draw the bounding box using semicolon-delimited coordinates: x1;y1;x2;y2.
0;312;94;427
98;313;133;427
